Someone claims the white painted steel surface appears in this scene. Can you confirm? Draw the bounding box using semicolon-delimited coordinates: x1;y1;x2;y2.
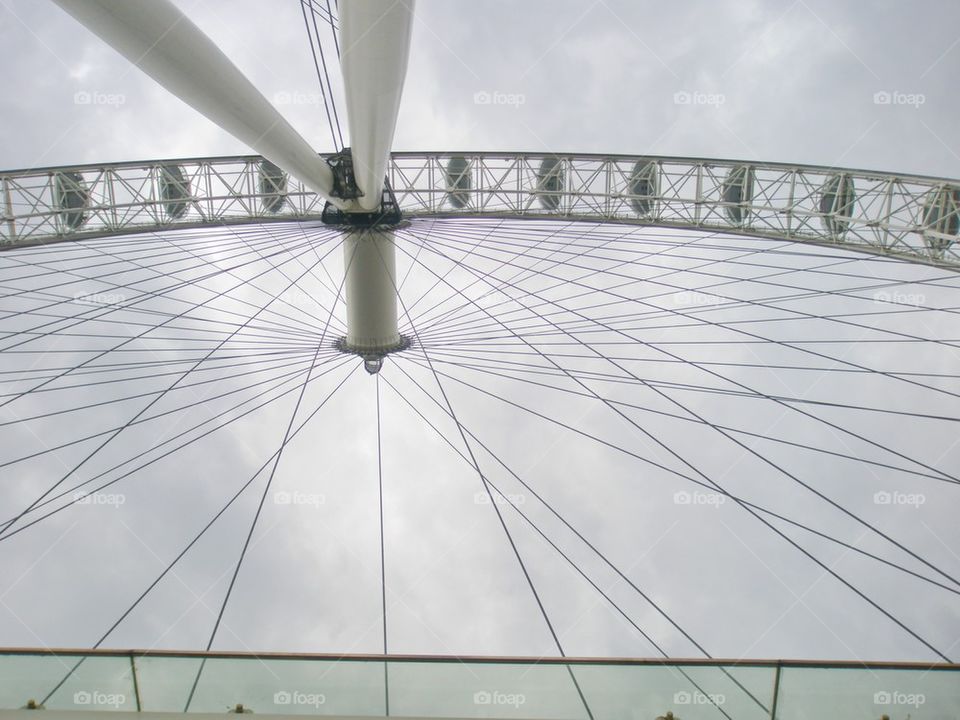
50;0;344;207
342;230;401;353
339;0;415;210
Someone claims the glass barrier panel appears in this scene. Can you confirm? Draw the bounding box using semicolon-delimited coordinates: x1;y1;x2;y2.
775;665;960;720
0;653;136;711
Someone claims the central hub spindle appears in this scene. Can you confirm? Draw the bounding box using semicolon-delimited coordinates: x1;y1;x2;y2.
342;229;403;355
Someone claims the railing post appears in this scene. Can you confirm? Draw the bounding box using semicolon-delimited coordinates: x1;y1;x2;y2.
130;651;142;711
769;661;782;720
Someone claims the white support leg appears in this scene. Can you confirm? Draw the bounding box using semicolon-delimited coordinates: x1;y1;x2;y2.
53;0;418;367
339;0;415;210
50;0;345;207
342;230;402;359
336;0;415;364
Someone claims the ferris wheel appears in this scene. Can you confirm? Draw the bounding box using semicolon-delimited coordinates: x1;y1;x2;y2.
1;0;959;717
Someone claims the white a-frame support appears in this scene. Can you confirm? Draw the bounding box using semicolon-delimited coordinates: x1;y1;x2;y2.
51;0;417;367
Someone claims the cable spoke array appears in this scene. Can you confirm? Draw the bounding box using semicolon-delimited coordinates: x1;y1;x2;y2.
1;217;958;705
299;0;343;151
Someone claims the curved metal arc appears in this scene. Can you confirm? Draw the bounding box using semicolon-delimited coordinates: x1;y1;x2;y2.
2;152;958;269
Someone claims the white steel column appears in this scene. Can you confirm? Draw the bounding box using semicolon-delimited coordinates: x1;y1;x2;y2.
50;0;345;207
342;230;401;354
338;0;416;358
339;1;415;210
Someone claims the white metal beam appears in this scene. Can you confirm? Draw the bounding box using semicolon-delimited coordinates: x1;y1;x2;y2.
342;230;402;354
49;0;346;208
335;1;417;356
339;0;415;211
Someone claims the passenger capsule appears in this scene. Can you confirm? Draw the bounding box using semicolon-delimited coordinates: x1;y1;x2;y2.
53;171;89;231
445;156;471;209
721;164;754;224
921;186;959;252
819;174;856;236
628;159;659;216
535;157;564;211
258;159;288;213
159;164;190;219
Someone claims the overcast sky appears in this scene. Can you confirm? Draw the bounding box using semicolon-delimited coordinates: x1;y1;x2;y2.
2;0;959;175
1;0;960;700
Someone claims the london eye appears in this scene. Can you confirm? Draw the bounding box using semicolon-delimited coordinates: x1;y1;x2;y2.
0;1;958;717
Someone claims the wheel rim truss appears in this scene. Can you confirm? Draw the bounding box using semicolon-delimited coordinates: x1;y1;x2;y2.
2;152;958;268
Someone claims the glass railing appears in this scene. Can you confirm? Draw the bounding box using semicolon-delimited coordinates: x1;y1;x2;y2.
1;650;957;718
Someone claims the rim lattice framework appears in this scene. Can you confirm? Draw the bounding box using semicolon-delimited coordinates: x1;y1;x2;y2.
2;152;958;268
